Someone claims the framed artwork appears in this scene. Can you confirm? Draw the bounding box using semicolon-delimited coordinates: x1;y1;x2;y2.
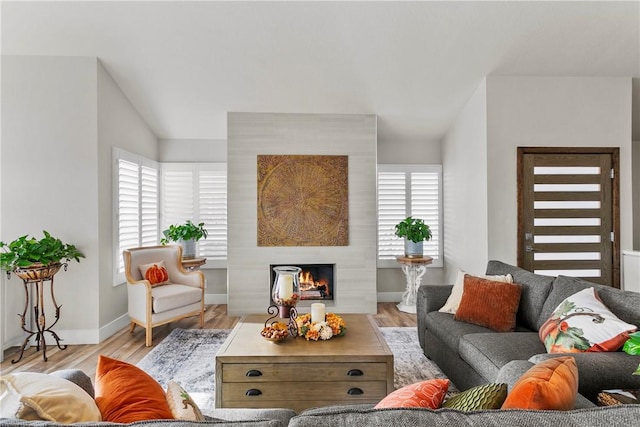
257;155;349;246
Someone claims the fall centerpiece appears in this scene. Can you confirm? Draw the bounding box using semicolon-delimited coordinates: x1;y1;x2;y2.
295;312;346;341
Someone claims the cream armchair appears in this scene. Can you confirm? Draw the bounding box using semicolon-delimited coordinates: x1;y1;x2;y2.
123;245;205;346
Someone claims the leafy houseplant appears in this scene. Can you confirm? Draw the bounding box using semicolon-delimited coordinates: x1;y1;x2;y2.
394;216;432;258
0;231;84;280
160;220;208;259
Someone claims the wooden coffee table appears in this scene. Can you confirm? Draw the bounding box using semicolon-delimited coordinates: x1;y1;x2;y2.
215;314;394;412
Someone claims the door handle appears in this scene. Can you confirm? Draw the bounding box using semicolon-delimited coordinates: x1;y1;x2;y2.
525;245;537;253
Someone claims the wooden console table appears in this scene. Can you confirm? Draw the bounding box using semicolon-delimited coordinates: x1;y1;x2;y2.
396;256;433;314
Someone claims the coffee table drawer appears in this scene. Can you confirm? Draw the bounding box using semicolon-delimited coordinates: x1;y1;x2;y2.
222;362;388;382
221;380;388;404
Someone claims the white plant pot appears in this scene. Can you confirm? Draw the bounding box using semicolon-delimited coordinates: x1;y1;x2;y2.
404;240;423;258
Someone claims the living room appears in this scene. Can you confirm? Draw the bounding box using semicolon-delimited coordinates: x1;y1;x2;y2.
1;0;639;367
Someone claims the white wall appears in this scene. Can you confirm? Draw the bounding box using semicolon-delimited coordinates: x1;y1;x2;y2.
2;56;101;347
97;61;158;338
486;76;633;263
227;113;378;315
441;79;489;282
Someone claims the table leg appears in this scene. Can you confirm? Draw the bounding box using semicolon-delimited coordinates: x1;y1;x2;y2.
397;264;427;314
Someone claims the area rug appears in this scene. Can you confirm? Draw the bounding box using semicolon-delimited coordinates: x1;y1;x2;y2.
136;326;455;414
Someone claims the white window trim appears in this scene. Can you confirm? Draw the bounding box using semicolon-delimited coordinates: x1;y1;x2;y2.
377;164;443;268
112;148;159;286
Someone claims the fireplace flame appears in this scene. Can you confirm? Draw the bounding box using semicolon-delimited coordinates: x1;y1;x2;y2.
299;270;330;298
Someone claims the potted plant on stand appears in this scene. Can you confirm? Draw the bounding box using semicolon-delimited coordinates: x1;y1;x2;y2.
394;216;432;258
0;230;84;280
0;230;84;362
161;220;208;259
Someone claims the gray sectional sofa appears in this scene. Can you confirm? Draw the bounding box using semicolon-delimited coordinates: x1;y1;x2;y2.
417;260;640;401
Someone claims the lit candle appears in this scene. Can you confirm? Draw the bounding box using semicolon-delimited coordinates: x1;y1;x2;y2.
277;274;293;300
311;303;325;324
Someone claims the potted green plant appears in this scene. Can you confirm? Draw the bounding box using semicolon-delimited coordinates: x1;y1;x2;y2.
394;216;432;258
0;230;84;280
160;220;208;259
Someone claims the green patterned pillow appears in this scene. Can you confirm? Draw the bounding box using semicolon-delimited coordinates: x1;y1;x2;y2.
442;383;508;411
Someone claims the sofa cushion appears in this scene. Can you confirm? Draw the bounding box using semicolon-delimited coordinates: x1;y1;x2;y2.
538;287;637;353
152;284;201;313
596;284;640;327
95;355;174;423
458;332;546;381
438;270;513;314
485;260;554;331
374;379;449;409
501;356;578;411
442;383;507;411
536;275;607;330
424;311;498;352
0;372;101;423
529;352;640;401
454;276;522;332
291;405;640;427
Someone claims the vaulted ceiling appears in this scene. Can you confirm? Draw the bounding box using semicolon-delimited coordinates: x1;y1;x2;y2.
3;1;639;142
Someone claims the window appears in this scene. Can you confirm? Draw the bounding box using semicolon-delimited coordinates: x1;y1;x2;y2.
113;148;159;284
161;163;227;267
377;165;442;268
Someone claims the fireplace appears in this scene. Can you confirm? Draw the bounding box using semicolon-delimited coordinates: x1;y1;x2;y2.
270;264;334;303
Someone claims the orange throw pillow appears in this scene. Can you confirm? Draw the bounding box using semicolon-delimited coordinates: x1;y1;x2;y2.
454;275;522;332
374;379;449;409
501;356;578;410
95;355;174;423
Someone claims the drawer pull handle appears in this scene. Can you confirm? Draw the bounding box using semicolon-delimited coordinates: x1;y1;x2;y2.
348;388;363;395
347;369;363;377
245;389;262;396
246;370;263;377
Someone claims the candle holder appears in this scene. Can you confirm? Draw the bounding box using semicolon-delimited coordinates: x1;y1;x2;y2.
267;266;301;337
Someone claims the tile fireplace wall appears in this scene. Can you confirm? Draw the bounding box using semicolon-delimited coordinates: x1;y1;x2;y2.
227;112;378;316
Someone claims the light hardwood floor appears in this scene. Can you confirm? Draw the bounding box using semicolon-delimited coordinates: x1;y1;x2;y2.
1;303;416;379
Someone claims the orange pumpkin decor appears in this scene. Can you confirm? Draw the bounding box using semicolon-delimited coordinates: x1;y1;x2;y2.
145;264;169;285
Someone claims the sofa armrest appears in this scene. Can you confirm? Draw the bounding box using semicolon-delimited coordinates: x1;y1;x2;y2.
416;285;453;350
529;352;640;401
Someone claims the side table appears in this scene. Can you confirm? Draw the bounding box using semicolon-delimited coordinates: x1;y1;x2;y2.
395;256;433;314
181;257;206;271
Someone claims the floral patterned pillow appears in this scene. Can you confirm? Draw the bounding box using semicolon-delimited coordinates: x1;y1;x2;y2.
539;287;637;353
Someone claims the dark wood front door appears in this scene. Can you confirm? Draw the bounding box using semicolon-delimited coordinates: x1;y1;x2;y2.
517;147;620;287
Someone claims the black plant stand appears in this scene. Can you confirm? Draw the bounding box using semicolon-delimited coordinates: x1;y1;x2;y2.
10;263;68;363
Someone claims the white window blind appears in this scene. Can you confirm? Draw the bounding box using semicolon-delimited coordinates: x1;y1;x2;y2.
377;165;442;268
113;149;159;283
161;163;227;265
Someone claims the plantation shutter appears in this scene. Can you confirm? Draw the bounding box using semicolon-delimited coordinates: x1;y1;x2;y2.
161;163;227;262
377;165;443;267
198;167;227;260
140;166;159;246
377;171;407;261
117;159;140;273
410;172;441;262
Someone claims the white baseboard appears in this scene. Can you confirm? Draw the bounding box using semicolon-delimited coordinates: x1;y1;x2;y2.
99;313;131;342
376;292;403;303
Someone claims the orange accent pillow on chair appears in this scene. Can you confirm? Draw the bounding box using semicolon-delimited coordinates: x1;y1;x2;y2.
501;356;579;410
95;355;174;423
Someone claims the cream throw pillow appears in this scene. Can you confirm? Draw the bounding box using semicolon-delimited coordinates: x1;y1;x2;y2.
439;270;513;314
0;372;102;423
165;380;205;421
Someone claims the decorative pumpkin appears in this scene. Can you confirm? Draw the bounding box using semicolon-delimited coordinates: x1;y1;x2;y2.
145;264;169;285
